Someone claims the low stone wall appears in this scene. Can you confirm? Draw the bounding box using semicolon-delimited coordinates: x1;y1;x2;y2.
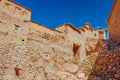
88;50;120;80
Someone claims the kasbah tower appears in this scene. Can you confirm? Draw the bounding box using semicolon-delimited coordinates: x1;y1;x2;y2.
0;0;120;80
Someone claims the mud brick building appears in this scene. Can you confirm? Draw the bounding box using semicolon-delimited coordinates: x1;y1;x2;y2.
0;0;107;80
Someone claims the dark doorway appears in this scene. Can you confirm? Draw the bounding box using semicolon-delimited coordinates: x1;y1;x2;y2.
73;43;80;56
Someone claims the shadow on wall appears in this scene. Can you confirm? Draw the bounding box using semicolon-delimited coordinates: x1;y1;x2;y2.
87;49;120;80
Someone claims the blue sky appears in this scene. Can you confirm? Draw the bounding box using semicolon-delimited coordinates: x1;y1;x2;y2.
14;0;114;29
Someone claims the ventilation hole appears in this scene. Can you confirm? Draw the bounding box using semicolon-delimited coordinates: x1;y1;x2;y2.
22;39;24;42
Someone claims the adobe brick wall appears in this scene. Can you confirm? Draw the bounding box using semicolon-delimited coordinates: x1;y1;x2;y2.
108;0;120;43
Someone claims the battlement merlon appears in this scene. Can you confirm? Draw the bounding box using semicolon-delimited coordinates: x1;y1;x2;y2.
0;0;31;21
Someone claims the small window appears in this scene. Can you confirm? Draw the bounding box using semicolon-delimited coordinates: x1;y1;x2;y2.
43;53;50;60
14;24;20;32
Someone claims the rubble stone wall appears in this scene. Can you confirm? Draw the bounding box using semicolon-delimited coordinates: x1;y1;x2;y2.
0;0;108;80
0;0;31;21
88;50;120;80
0;11;29;44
